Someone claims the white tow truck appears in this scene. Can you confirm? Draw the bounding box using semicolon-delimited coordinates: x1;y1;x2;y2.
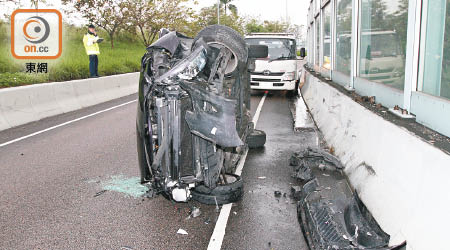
245;33;302;94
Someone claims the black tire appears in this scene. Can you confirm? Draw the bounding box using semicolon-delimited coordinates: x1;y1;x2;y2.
192;25;247;75
247;129;266;148
289;80;300;96
192;174;243;205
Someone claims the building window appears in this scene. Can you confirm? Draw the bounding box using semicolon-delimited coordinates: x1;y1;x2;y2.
359;0;409;90
420;0;450;100
335;0;352;75
315;16;321;66
323;4;331;70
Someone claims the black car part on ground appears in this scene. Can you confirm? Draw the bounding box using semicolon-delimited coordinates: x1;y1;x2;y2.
291;148;406;250
136;25;268;203
191;173;243;205
247;129;266;149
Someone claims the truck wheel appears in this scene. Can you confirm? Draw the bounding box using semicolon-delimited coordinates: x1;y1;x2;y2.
193;25;247;75
247;129;266;148
288;80;300;97
191;174;243;205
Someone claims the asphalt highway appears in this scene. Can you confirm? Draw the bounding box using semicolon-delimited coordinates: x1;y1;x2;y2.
0;91;314;250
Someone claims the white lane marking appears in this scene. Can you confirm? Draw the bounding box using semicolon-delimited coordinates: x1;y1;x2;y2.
0;100;137;148
208;91;268;250
252;92;267;124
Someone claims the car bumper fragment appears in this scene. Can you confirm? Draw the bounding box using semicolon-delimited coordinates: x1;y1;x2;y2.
290;148;406;250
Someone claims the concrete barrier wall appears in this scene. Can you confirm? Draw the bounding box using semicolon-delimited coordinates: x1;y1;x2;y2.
302;73;450;250
0;72;139;131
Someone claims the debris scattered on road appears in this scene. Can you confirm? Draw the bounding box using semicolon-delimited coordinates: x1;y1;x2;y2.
204;217;211;224
120;246;134;250
177;228;188;235
214;197;220;213
329;146;335;155
291;186;302;200
318;163;326;170
188;206;201;218
292;149;393;249
145;187;157;199
292;147;344;169
98;175;149;198
290;147;345;182
274;191;282;197
93;190;107;197
291;161;313;181
257;176;267;179
233;211;237;215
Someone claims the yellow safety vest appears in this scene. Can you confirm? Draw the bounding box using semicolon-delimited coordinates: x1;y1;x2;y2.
83;33;100;55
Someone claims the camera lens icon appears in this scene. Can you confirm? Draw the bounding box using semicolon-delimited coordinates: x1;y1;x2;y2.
23;16;50;44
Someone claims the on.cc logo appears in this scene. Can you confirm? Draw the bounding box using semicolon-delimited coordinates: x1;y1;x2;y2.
11;9;62;59
23;16;50;44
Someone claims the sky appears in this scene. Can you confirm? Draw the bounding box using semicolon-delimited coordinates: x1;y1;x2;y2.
193;0;307;26
0;0;308;27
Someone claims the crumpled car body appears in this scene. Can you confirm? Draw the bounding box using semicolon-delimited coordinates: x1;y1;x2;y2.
136;26;267;203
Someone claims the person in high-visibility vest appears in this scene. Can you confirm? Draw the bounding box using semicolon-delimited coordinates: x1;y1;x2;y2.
83;24;100;78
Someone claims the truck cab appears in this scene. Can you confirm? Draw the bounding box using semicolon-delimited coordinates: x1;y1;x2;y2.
245;33;300;93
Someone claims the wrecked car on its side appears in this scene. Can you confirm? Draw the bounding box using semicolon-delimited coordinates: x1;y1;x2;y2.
136;25;268;204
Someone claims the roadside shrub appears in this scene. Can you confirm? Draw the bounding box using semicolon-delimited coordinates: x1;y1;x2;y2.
0;24;145;88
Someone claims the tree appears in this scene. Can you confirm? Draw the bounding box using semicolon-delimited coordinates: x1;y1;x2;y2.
30;0;46;9
125;0;195;47
220;0;237;16
245;18;288;34
191;5;245;35
245;19;267;33
0;0;46;19
62;0;128;49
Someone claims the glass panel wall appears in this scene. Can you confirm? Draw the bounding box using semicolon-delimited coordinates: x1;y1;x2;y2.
335;0;352;75
323;4;331;70
421;0;450;99
306;0;450;137
315;16;321;66
309;26;313;65
359;0;409;90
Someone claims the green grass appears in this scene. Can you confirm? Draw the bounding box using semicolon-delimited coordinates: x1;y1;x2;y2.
0;24;146;88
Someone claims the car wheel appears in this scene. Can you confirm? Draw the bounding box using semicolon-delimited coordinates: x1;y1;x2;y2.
247;129;266;148
191;174;243;205
192;25;249;189
192;25;248;75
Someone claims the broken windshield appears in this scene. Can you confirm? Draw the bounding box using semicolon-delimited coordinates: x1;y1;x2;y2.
245;38;296;60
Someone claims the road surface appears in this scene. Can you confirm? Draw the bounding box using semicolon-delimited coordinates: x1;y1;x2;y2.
0;91;315;250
